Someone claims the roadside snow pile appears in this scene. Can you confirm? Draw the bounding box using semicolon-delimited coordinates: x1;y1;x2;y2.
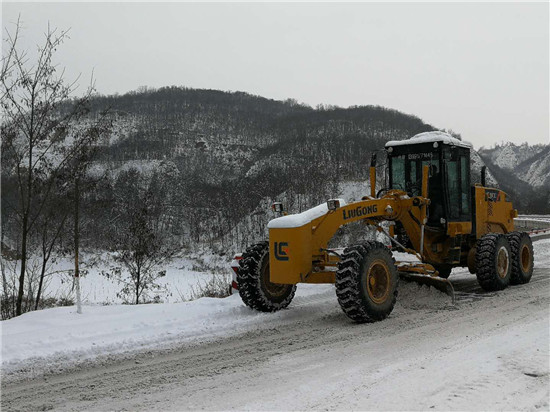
1;294;246;370
0;284;336;378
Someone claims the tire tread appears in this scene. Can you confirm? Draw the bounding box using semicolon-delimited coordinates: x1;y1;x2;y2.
475;233;511;291
506;232;534;285
237;242;296;312
335;242;398;323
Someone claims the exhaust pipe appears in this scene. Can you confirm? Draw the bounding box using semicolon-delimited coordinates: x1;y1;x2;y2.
370;153;377;198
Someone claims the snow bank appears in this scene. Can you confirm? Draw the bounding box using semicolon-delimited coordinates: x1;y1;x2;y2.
1;295;244;367
0;284;335;376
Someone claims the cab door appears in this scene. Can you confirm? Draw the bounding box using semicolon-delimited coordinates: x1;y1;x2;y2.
443;147;471;222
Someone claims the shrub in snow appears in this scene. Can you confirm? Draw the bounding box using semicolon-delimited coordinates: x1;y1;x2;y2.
187;273;232;300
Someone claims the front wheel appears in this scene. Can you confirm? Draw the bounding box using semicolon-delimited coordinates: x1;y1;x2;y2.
335;242;398;323
237;242;296;312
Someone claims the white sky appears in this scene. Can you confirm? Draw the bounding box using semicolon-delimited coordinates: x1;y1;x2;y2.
2;2;549;148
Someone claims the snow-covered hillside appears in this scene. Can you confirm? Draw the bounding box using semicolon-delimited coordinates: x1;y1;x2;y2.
518;147;550;188
481;142;545;169
480;142;550;188
471;149;498;186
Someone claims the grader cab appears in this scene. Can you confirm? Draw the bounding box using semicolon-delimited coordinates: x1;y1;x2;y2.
237;132;534;323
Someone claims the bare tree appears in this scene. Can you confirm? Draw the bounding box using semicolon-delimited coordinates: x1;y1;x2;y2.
1;19;108;316
34;195;69;310
104;170;175;304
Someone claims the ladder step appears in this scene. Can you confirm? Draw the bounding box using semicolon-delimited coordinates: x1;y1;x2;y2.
446;247;461;264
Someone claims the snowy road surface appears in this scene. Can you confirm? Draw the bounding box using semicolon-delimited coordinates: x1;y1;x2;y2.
2;239;549;411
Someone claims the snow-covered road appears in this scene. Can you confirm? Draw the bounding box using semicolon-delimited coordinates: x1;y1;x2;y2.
2;239;549;411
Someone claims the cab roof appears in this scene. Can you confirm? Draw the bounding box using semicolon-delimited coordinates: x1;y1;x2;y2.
385;131;472;149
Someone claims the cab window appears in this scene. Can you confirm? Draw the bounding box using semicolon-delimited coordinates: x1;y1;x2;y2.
443;148;470;220
460;156;470;215
391;155;405;191
446;158;460;218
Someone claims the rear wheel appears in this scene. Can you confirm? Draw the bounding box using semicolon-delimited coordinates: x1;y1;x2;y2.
335;242;398;323
237;242;296;312
506;232;534;285
475;234;512;291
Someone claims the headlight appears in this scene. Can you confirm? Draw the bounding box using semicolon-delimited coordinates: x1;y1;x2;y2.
327;199;341;211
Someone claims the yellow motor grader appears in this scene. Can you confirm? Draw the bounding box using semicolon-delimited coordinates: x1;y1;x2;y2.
237;132;534;322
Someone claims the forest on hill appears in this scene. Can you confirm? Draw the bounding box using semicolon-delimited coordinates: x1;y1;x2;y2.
5;86;549;260
35;87;437;251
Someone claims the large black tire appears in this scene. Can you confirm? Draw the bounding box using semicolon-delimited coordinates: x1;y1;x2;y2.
237;242;296;312
476;234;512;291
335;242;398;323
506;232;534;285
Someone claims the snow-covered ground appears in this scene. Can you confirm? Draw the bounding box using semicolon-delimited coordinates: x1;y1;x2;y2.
1;239;549;411
0;283;329;376
9;251;233;307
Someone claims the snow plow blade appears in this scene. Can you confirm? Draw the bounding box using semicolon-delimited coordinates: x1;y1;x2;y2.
399;272;455;304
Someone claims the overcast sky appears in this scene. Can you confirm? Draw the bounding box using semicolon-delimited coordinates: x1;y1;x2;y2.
3;2;549;148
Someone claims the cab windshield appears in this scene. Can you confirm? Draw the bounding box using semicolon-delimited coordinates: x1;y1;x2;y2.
388;143;471;223
390;153;436;196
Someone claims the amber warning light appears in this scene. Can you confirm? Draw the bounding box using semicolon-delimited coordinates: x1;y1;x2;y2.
272;202;284;213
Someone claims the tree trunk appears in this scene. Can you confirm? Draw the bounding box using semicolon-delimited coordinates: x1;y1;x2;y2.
34;257;47;310
135;268;140;305
16;215;28;316
16;110;34;316
74;176;82;314
35;213;68;311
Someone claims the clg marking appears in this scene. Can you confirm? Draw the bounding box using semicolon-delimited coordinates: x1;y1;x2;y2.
342;204;378;220
274;242;289;261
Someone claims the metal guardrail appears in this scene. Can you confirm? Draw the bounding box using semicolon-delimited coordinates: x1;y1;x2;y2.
514;217;550;240
514;218;550;230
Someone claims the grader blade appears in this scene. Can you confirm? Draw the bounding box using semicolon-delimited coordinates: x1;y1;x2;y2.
399;272;455;303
